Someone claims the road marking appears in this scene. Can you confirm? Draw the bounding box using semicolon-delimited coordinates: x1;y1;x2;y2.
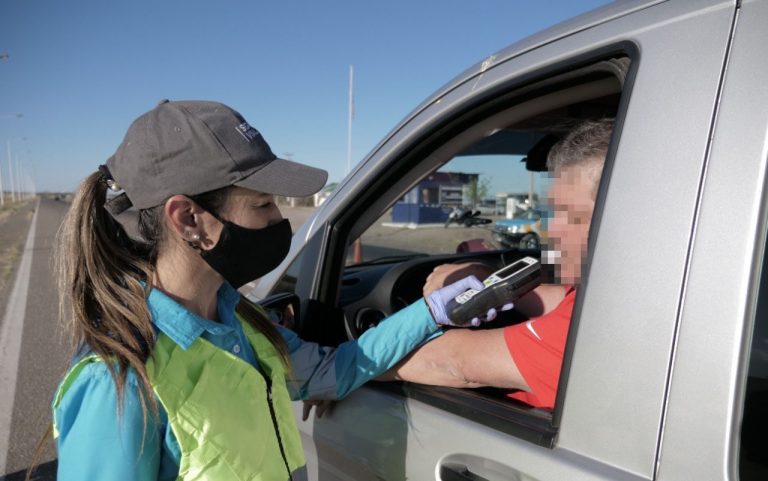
0;201;39;474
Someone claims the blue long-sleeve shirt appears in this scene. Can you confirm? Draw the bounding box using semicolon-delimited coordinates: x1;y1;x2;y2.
54;283;440;481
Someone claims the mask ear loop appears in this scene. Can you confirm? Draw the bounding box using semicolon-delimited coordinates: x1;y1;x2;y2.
184;197;229;252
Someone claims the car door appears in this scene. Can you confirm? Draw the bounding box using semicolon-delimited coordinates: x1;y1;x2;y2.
253;0;739;479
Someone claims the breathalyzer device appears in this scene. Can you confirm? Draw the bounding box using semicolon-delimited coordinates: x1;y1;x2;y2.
446;256;542;325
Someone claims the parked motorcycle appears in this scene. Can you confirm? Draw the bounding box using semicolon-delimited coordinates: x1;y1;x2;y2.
444;206;493;228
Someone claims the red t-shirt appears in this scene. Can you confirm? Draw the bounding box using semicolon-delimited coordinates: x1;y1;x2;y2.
504;286;576;410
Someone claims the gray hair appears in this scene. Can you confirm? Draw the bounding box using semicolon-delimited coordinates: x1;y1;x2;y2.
547;118;614;197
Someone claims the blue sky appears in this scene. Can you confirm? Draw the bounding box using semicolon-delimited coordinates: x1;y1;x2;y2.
0;0;610;193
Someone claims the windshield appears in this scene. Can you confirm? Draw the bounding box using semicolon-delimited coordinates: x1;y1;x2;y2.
514;209;541;220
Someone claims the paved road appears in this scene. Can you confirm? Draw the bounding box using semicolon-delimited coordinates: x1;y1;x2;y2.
0;197;69;479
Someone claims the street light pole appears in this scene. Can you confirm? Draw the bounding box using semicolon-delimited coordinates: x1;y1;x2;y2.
4;138;30;203
7;142;15;203
15;153;22;200
1;105;26;203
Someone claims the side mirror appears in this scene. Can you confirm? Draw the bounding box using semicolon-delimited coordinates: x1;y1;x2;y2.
259;292;301;330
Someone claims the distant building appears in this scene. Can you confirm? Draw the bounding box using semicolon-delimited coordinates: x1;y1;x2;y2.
392;172;479;225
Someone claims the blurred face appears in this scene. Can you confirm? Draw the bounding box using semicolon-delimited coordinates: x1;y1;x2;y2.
546;164;598;285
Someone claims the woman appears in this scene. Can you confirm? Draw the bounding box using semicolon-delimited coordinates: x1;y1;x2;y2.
51;100;494;481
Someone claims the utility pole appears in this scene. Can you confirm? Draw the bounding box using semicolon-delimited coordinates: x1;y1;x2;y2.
1;53;16;205
347;65;364;263
346;65;354;175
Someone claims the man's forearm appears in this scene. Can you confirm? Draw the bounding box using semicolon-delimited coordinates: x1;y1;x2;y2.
378;336;486;388
377;328;528;391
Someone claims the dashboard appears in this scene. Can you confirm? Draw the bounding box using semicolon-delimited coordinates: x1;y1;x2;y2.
338;250;537;338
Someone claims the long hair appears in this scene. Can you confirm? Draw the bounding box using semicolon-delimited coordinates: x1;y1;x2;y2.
56;171;157;416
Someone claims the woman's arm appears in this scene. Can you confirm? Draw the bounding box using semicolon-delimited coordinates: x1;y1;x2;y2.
280;299;442;401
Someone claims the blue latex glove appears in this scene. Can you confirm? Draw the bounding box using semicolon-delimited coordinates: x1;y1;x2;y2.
426;275;514;327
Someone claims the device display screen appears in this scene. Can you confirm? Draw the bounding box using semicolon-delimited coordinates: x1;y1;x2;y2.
495;259;532;277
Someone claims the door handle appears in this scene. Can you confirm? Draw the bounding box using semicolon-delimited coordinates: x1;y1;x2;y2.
439;462;491;481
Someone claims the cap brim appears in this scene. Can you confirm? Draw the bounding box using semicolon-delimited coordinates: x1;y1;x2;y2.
235;158;328;197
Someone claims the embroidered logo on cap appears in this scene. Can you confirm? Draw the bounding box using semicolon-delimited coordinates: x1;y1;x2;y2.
235;122;260;143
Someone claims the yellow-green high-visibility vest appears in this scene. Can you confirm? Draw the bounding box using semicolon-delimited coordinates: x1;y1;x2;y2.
53;315;306;481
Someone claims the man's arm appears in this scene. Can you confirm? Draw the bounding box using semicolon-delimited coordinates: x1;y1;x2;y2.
378;327;530;391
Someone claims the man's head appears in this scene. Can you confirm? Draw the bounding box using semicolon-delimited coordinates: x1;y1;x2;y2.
546;118;613;284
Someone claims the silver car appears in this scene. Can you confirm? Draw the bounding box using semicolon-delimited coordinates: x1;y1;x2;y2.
251;0;768;479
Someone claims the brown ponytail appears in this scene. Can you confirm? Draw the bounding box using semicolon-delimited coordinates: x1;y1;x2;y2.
55;171;158;416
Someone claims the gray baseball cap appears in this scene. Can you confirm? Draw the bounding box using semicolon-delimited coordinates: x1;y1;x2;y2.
102;99;328;214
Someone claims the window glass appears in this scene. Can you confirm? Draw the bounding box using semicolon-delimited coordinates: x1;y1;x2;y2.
338;110;618;416
740;238;768;480
271;248;305;295
346;148;552;266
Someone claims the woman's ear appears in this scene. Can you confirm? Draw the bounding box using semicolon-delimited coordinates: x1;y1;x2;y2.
163;195;224;250
164;195;202;244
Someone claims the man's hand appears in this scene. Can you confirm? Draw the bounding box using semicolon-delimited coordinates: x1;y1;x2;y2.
281;303;295;330
423;262;495;297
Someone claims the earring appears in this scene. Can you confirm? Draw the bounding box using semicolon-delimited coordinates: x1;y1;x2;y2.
185;231;202;251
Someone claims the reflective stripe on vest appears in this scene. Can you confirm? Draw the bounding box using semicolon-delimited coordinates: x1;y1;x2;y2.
53;314;306;481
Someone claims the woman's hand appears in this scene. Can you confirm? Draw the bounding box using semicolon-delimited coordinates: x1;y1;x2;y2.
425;275;513;327
424;263;514;326
301;399;334;421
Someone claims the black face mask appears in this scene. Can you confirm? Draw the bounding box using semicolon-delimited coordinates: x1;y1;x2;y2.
200;218;292;288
